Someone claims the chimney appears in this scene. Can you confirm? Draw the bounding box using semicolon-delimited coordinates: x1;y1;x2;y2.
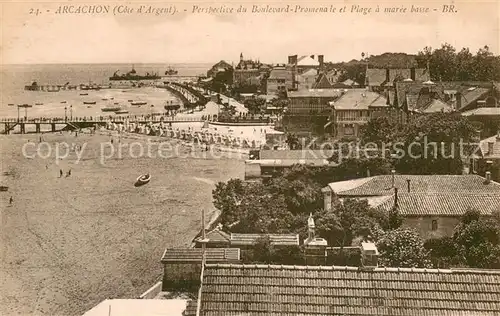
410;67;416;81
485;171;492;184
391;169;396;188
406;179;411;193
321;187;332;211
385;69;390;84
310;54;315;60
456;91;462;110
288;55;294;65
361;242;379;268
318;55;324;72
488;141;494;155
394;187;399;209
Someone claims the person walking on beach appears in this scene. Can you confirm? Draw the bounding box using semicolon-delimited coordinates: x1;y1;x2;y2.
59;169;63;178
9;196;13;205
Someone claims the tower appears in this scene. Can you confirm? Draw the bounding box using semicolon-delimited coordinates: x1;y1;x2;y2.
240;52;243;62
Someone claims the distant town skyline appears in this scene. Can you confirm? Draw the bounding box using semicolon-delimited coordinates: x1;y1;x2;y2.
2;1;499;65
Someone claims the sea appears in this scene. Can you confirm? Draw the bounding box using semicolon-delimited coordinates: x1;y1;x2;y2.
0;63;211;119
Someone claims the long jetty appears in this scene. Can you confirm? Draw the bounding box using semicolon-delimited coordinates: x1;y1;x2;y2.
1;115;202;134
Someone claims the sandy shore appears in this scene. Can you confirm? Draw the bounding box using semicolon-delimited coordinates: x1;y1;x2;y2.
0;131;244;316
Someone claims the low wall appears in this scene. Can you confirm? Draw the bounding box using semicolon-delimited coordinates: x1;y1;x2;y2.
209;121;273;127
139;281;163;299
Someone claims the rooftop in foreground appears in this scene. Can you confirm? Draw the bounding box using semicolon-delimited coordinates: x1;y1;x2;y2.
199;264;500;316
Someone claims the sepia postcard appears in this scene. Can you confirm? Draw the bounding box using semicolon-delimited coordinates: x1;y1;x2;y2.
1;0;500;315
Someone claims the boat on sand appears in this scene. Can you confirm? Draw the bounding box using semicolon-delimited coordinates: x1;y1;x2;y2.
134;174;151;187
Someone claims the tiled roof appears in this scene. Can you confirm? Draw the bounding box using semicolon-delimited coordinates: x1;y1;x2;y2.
395;81;447;111
376;193;500;216
161;248;240;263
421;98;453;113
183;300;197;316
199;264;500;316
288;89;342;98
312;73;333;89
365;69;387;87
366;68;429;87
328;175;500;196
462;107;500;117
332;89;388;110
479;135;500;158
459;87;491;110
230;233;300;246
259;149;333;160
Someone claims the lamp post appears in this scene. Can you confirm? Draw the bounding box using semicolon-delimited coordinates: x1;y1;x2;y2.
64;106;67;122
70;105;73;120
17;105;20;122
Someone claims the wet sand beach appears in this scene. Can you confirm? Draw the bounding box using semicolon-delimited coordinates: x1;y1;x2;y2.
0;131;244;315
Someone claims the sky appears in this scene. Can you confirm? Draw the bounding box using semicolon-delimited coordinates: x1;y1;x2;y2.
1;0;499;65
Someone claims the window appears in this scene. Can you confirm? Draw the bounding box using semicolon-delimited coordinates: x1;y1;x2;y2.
431;220;438;231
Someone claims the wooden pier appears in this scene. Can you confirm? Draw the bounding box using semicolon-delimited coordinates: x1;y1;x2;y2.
1;116;203;134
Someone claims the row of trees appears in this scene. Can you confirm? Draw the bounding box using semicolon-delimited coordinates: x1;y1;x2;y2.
417;44;500;82
334;44;500;85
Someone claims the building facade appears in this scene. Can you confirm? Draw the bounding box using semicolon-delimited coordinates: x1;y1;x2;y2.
331;89;389;139
322;173;500;239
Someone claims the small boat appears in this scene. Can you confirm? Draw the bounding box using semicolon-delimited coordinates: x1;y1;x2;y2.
80;93;88;96
134;174;151;187
102;107;121;112
102;98;108;101
35;103;43;105
83;101;96;105
61;101;67;104
87;106;92;108
8;104;15;106
128;99;133;102
0;186;8;192
165;67;178;75
115;110;129;114
131;101;147;106
18;104;33;108
110;98;114;100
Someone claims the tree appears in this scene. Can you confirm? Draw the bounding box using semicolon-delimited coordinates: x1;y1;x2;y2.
377;228;431;268
360;116;400;144
417;43;500;81
212;179;246;226
359;112;479;175
452;210;500;269
424;237;460;268
387;206;403;230
315;199;384;246
243;97;266;114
